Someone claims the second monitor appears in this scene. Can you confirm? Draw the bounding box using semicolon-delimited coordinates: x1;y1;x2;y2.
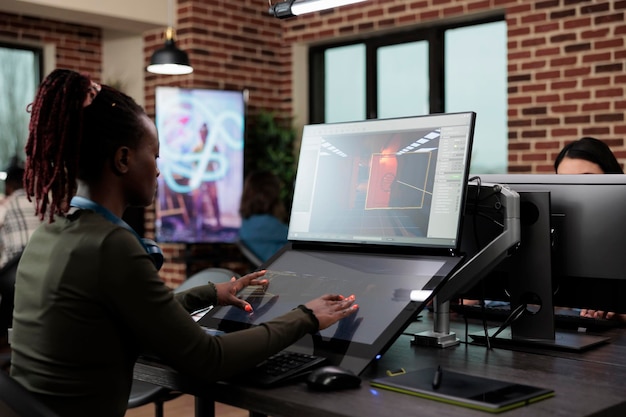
458;174;626;350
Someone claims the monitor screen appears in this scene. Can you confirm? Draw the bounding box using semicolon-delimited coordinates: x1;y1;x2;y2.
467;174;626;313
288;112;476;251
154;87;245;243
198;248;463;375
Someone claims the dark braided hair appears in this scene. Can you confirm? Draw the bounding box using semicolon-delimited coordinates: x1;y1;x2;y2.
25;69;147;222
554;136;623;174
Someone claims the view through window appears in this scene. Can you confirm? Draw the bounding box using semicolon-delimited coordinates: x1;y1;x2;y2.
0;44;41;193
309;18;507;174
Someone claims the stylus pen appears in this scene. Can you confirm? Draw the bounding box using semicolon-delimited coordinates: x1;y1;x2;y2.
190;306;214;316
432;365;442;389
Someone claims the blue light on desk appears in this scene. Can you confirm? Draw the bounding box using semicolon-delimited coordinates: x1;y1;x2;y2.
375;354;382;360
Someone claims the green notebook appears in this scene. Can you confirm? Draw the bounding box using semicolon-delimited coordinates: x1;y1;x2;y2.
370;367;554;413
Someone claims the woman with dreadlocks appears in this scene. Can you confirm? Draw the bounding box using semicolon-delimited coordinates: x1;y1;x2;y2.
10;69;358;417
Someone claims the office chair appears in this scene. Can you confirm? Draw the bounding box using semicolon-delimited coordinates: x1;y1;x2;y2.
127;266;240;417
178;267;241;291
235;239;263;268
0;371;61;417
127;380;179;417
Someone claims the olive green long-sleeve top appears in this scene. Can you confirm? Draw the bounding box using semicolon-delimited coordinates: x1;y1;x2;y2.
11;210;315;417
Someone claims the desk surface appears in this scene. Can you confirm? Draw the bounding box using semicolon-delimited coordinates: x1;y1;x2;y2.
134;314;626;417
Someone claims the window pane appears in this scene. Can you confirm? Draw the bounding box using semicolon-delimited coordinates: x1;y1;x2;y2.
325;44;366;123
377;41;429;119
445;21;507;173
0;46;39;178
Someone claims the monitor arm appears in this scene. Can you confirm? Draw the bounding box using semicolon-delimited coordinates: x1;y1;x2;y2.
412;182;521;348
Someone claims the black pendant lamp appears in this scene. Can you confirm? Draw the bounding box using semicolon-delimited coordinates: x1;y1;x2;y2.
147;1;193;75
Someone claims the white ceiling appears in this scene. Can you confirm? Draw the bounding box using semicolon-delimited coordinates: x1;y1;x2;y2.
0;0;167;34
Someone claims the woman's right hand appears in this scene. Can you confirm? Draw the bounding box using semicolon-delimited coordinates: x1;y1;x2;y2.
304;294;358;330
214;270;269;311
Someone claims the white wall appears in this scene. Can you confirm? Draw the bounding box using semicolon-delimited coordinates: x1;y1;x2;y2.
103;30;145;106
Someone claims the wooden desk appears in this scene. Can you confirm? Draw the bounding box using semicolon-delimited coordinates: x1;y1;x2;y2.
133;315;626;417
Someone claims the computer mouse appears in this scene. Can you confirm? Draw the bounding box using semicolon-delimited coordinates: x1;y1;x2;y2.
306;365;362;391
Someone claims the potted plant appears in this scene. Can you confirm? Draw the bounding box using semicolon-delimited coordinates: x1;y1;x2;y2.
245;110;298;215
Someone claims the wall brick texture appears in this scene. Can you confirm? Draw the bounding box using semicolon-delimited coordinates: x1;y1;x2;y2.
148;0;626;174
271;0;626;173
0;12;102;79
3;0;626;283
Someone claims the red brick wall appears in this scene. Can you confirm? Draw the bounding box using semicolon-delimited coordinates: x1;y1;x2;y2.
271;0;626;173
161;0;626;283
149;0;626;175
143;0;285;118
143;0;288;285
0;12;102;79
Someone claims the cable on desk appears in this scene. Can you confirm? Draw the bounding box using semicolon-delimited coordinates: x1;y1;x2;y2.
489;303;527;340
464;176;513;351
479;295;492;350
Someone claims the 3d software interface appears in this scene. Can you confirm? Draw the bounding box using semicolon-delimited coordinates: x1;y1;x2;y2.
288;114;473;249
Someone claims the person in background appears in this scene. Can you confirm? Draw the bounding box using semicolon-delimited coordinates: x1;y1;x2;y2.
0;196;6;229
462;137;625;320
238;170;289;262
554;136;623;174
555;136;625;322
10;69;358;417
0;157;42;268
0;158;42;348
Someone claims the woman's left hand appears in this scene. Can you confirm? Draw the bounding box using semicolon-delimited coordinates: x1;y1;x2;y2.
214;270;269;311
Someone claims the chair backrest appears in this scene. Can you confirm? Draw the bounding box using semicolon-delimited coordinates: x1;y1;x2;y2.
0;371;60;417
176;268;241;293
235;239;263;268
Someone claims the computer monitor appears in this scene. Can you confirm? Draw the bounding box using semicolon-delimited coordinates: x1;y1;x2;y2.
458;174;626;350
199;112;478;374
288;112;476;253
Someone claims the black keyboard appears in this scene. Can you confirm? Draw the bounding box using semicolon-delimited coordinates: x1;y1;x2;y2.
452;303;622;332
246;351;327;387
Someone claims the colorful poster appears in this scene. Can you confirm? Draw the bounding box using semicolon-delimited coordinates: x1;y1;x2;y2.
155;87;245;243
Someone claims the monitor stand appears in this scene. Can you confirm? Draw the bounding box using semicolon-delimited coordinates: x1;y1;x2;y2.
468;328;610;352
413;182;521;349
411;297;460;348
469;191;611;352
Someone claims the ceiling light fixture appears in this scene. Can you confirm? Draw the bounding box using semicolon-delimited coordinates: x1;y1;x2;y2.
147;0;193;75
269;0;367;19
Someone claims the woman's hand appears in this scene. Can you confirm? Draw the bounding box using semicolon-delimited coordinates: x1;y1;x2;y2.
214;270;269;311
580;309;626;322
304;294;359;330
580;309;612;319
